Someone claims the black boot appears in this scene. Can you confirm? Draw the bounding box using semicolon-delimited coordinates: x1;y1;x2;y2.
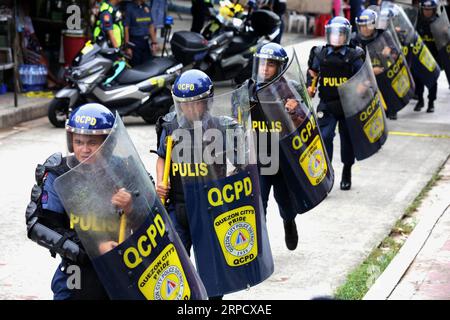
340;164;352;191
414;100;424;112
283;219;298;251
388;112;397;120
426;101;435;113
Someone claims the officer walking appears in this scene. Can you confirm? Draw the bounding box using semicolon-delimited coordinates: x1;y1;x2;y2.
307;17;365;191
155;70;229;300
25;103;134;299
351;9;400;120
191;0;214;33
414;0;440;113
124;0;160;67
239;43;302;250
93;0;124;49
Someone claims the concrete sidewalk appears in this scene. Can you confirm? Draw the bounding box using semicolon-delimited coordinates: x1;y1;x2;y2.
0;93;51;129
364;158;450;300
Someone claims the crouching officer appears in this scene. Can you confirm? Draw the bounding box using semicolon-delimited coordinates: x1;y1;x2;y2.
27;103;208;300
24;104;126;299
307;17;365;190
155;69;273;298
93;0;124;49
242;42;334;249
124;0;159;66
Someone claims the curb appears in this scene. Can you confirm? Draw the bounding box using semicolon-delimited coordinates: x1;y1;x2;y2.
0;101;49;129
363;156;450;300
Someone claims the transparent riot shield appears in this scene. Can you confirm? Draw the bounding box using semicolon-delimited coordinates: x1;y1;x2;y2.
383;1;440;88
172;86;273;297
54;115;207;300
397;2;419;27
255;48;334;215
366;24;415;112
338;53;388;161
430;6;450;83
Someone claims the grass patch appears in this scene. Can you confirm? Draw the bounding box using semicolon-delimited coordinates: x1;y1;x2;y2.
334;167;445;300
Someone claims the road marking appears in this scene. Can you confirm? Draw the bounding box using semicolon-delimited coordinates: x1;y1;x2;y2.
389;131;450;139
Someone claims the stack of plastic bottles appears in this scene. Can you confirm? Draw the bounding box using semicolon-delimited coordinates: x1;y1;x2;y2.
19;64;48;92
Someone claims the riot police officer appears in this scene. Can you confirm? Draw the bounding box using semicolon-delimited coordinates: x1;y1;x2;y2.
415;0;440;113
25;103;133;299
124;0;159;66
307;17;365;190
243;42;304;250
155;69;236;299
93;0;124;49
351;9;402;120
351;9;383;52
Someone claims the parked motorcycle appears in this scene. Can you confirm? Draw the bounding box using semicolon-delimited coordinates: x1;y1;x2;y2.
171;9;281;84
48;39;182;128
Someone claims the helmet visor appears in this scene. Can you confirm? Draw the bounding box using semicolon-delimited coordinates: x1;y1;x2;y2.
174;98;212;129
252;57;283;85
326;25;351;46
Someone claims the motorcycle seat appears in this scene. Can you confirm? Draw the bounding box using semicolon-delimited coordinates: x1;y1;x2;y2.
224;34;257;56
117;57;179;84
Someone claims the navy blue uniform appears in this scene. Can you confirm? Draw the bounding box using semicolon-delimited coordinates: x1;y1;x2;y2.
308;45;364;166
156;119;193;254
36;157;109;300
124;1;154;66
415;13;439;104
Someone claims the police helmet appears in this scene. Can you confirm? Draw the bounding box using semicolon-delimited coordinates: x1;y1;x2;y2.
172;69;214;128
252;42;288;85
325;17;352;47
378;7;396;30
66;103;115;153
356;9;378;39
420;0;439;16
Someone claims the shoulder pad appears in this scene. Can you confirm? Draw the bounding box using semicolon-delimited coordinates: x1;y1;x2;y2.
162;111;177;123
308;46;323;69
43;152;63;168
349;46;365;61
35;153;69;185
35;153;62;185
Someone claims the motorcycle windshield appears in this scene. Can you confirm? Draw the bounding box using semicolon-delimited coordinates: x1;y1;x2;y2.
255;48;334;214
54;115;207;300
172;87;273;297
338;53;388;160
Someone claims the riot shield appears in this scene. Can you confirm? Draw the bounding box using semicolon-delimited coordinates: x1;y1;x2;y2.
54;115;207;300
366;25;415;112
383;1;440;88
397;2;419;27
430;6;450;83
255;48;334;215
173;86;273;297
338;53;388;161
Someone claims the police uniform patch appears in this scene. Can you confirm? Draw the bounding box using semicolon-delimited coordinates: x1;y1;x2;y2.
41;191;48;204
